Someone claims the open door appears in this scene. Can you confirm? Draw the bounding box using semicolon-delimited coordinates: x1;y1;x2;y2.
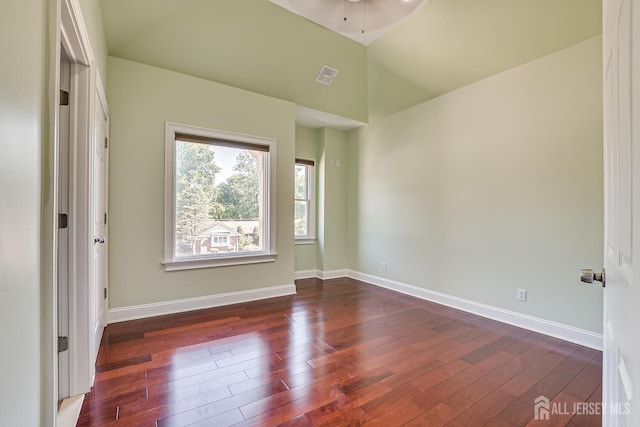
599;0;639;424
90;80;109;371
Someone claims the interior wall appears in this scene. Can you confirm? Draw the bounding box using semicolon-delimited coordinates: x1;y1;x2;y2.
78;0;108;80
107;56;296;309
294;125;350;275
317;127;349;273
349;36;604;333
294;126;318;272
0;0;45;425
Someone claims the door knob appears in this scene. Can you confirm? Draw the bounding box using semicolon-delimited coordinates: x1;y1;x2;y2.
580;268;605;287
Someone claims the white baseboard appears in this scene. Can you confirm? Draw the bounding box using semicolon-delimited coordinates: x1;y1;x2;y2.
294;270;318;280
347;270;603;351
294;269;348;280
108;284;297;324
318;269;348;280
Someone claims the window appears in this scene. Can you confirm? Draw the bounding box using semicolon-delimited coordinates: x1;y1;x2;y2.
294;158;315;244
212;236;228;245
164;122;276;271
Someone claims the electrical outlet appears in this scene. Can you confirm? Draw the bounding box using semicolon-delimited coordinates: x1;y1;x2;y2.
517;289;527;302
381;261;387;271
336;160;341;168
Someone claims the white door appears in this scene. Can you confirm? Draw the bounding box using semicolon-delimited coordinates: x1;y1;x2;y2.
90;85;109;368
57;48;72;402
602;0;638;424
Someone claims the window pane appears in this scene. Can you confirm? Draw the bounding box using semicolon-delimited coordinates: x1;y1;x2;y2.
295;164;307;200
175;140;264;257
294;200;308;236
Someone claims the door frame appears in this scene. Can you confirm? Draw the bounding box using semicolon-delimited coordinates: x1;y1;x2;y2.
48;0;103;422
60;0;95;398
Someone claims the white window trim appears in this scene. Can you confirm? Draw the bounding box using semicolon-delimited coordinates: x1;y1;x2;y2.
295;161;316;244
295;237;316;245
163;122;277;271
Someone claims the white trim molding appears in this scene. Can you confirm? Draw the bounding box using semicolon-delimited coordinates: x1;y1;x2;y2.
318;269;348;280
108;284;296;324
294;270;319;280
60;0;94;66
294;269;348;280
347;270;603;351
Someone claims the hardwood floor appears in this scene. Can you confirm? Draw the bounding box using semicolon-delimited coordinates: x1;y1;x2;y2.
78;278;602;426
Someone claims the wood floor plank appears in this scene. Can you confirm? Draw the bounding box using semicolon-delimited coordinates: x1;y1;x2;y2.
366;399;425;426
304;396;370;426
493;396;535;426
445;388;518;427
78;278;602;426
501;352;567;397
411;359;472;391
361;383;422;418
561;358;604;401
236;386;346;427
555;346;599;377
567;385;603;427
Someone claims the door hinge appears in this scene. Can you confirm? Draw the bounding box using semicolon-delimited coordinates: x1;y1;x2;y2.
104;288;108;299
104;137;108;149
58;336;69;353
60;90;69;106
58;213;68;229
104;212;108;225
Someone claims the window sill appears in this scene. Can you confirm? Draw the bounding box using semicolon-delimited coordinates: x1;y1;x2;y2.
163;252;277;271
295;238;316;245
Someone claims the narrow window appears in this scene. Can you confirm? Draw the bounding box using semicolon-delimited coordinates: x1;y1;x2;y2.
294;158;315;244
164;122;276;270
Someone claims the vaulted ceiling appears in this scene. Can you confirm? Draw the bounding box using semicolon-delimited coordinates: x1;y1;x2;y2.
99;0;601;125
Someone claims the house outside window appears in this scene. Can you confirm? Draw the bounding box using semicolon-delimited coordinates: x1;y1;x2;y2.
295;158;315;244
163;122;276;270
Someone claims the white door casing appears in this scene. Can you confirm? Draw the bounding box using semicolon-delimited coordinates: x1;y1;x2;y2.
602;0;639;425
58;49;71;401
51;0;108;421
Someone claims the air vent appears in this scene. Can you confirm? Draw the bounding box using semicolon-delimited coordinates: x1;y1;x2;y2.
315;65;339;86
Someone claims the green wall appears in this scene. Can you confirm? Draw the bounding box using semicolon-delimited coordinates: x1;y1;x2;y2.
317;128;349;272
0;2;45;424
107;57;295;308
349;36;604;333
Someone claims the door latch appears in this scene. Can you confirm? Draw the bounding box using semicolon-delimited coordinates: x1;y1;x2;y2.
580;268;606;288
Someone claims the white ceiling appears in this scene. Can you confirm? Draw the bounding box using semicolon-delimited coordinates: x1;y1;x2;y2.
268;0;429;45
